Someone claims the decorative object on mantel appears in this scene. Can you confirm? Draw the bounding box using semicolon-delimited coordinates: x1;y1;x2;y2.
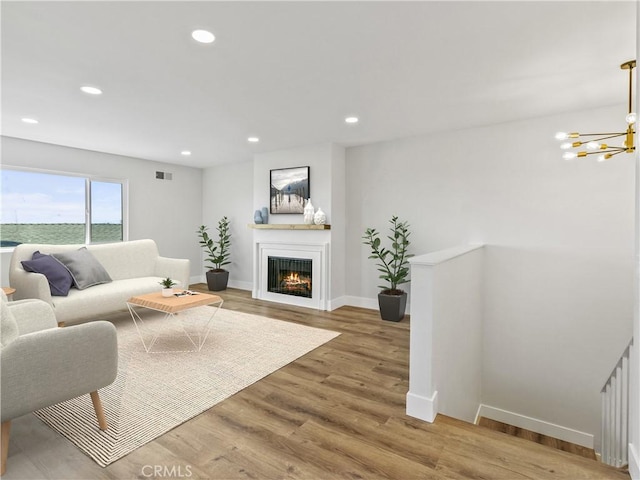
261;207;269;224
159;277;177;297
362;215;413;322
555;60;636;162
270;166;309;214
303;198;315;224
253;210;263;224
196;217;232;291
313;207;326;225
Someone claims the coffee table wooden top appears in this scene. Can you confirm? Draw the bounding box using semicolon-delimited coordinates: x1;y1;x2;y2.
127;291;223;314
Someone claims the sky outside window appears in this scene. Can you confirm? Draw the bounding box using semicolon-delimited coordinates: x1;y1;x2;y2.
1;170;122;224
1;170;85;224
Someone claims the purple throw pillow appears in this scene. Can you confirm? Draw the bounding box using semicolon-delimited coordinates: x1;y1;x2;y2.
21;251;74;296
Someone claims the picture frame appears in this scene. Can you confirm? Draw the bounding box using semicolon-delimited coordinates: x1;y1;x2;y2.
270;166;310;214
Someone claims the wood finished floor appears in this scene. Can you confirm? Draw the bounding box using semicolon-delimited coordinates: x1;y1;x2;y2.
3;287;629;480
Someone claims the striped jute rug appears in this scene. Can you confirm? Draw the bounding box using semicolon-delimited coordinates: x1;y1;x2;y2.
33;306;340;467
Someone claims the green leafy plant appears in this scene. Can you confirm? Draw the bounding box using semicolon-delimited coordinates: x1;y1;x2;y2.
362;215;413;294
197;217;232;271
159;277;177;289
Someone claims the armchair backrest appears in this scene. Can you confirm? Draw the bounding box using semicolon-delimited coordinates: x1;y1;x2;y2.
0;299;19;348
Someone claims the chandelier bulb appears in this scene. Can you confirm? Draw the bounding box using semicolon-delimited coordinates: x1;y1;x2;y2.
563;152;577;160
586;141;600;150
555;132;569;140
626;112;637;124
560;142;572;150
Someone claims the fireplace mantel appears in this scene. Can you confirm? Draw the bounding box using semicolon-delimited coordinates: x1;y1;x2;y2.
248;224;330;230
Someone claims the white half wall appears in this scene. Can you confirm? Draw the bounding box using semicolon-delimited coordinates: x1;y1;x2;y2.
407;245;484;424
346;105;635;448
1;136;203;285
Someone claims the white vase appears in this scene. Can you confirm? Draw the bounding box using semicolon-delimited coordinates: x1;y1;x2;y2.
303;199;314;225
313;207;326;225
162;288;174;297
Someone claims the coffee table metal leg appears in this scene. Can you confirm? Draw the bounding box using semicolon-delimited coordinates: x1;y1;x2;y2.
127;299;224;353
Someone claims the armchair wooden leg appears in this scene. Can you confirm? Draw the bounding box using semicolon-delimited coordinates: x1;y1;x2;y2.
1;421;10;476
90;391;108;431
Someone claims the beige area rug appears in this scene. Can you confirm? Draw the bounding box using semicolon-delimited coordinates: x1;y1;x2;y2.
33;307;340;467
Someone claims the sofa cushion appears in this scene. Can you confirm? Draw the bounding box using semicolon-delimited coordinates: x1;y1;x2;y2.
52;247;113;290
51;277;168;324
21;251;74;296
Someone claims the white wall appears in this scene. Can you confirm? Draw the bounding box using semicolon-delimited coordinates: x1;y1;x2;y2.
346;105;635;447
0;136;203;285
630;6;640;477
202;160;254;290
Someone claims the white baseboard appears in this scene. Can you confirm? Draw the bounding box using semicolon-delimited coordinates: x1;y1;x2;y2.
189;276;251;291
228;280;252;291
406;390;439;423
477;404;594;449
328;296;348;311
341;295;378;310
629;444;639;480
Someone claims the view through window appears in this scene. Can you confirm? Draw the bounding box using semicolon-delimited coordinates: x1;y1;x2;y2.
1;168;126;247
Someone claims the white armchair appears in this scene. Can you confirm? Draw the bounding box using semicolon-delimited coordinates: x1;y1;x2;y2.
0;290;118;475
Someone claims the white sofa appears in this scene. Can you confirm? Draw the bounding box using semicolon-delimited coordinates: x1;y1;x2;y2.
9;239;190;325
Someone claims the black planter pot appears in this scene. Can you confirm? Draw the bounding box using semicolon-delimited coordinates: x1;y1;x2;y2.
206;270;229;291
377;291;407;322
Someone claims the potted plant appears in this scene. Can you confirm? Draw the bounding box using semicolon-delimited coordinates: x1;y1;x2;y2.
159;277;177;297
362;215;413;321
196;217;231;291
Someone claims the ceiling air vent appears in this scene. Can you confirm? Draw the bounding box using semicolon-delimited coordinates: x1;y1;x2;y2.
155;171;173;180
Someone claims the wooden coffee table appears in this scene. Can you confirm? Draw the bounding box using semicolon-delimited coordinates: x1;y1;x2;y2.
127;291;223;353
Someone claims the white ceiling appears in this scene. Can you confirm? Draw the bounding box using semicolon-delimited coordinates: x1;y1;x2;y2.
1;1;636;168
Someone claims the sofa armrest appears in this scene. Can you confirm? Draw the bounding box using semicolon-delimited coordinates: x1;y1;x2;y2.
155;256;190;289
9;299;58;335
10;268;53;305
0;321;118;422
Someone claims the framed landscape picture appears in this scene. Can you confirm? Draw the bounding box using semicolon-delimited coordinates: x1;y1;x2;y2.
270;166;309;214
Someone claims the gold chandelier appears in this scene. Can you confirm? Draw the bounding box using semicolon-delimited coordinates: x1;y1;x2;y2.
555;60;636;162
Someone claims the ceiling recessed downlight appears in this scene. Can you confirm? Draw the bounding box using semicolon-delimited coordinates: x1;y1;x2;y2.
21;117;39;124
80;85;103;95
181;150;192;156
345;116;359;124
192;29;215;44
247;137;260;143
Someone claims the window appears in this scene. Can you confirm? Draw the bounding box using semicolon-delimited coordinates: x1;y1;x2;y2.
1;168;127;247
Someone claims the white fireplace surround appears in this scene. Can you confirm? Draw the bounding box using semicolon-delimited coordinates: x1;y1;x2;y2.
254;241;329;310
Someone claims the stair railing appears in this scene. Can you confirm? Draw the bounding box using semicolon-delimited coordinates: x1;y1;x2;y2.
601;338;633;467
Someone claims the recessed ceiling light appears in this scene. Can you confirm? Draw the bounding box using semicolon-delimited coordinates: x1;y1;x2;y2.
192;29;215;44
181;150;192;156
247;137;259;143
21;117;39;124
345;116;359;124
80;85;103;95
